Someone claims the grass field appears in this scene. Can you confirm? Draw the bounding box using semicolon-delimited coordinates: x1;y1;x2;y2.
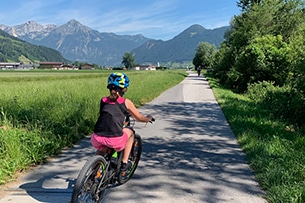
2;69;304;202
0;70;187;184
206;74;305;203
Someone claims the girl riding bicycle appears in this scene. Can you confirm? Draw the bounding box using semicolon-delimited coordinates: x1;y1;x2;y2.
90;72;153;175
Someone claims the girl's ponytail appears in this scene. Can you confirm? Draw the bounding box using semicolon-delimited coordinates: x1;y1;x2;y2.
109;89;119;102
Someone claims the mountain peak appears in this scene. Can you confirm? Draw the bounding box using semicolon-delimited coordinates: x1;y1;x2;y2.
187;24;206;30
60;19;91;33
67;19;81;26
182;24;208;34
170;24;207;40
0;20;56;37
25;20;39;25
22;20;56;30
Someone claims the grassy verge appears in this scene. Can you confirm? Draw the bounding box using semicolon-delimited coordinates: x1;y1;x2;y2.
0;70;187;184
205;74;305;203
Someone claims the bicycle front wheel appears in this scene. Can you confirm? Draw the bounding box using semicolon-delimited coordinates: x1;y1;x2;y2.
71;155;108;203
118;133;142;184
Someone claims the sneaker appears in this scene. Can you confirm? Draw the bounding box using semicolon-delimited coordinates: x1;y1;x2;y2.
120;161;132;177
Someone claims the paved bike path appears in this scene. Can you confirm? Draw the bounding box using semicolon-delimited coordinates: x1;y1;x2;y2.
0;72;267;203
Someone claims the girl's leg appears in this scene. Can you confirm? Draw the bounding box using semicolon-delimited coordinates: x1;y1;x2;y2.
122;128;134;163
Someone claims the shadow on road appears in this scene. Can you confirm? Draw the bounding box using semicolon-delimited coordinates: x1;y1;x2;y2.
17;138;94;203
16;74;266;203
105;100;266;202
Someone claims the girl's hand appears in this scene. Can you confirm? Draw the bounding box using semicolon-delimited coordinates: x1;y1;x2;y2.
146;115;155;123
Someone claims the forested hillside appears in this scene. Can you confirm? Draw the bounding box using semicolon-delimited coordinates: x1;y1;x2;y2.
0;29;69;63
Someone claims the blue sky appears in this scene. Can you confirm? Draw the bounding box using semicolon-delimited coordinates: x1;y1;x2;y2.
0;0;241;40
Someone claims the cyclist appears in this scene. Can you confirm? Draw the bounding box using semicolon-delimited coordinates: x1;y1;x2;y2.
90;72;153;175
197;65;202;76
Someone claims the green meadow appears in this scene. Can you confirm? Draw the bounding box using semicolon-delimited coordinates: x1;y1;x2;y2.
0;70;187;184
2;70;304;202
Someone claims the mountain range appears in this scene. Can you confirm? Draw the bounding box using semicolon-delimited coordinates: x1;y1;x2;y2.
131;25;228;64
0;20;229;66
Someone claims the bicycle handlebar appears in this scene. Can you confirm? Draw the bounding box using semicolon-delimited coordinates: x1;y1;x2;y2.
146;114;155;123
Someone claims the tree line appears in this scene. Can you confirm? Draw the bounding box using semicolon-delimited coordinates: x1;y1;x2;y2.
193;0;305;128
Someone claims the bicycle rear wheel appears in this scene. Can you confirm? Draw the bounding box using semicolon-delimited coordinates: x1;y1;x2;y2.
71;155;108;203
118;133;142;184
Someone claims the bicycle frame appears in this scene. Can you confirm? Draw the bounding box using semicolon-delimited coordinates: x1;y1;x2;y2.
71;114;150;203
101;149;123;185
71;137;142;202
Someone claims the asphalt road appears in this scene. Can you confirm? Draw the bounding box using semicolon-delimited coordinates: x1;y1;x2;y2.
0;72;267;203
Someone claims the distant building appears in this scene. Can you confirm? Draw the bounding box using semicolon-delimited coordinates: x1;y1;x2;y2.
18;64;34;70
39;62;63;69
61;64;78;70
80;63;94;70
132;64;156;71
0;62;21;69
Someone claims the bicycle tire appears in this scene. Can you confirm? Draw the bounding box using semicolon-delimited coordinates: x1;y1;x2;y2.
118;133;142;184
71;155;108;203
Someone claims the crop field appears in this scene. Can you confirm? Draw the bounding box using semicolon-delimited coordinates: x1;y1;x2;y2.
0;70;187;184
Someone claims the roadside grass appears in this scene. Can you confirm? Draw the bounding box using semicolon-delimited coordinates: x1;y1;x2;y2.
0;70;187;184
206;74;305;203
4;69;304;202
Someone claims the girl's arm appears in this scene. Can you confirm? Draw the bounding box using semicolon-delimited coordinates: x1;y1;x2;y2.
125;98;152;122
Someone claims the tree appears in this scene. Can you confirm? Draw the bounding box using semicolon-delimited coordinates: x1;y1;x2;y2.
237;0;262;11
215;0;305;91
213;43;236;85
288;33;305;99
232;35;291;92
0;53;7;62
92;63;100;69
272;0;305;42
73;61;80;67
122;52;135;69
192;42;217;69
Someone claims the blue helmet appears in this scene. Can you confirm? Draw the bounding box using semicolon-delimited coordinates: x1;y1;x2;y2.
107;72;129;90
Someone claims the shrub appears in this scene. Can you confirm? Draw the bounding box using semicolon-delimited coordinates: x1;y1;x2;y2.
247;81;305;127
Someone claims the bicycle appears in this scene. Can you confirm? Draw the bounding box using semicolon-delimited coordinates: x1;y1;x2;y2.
71;114;154;203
